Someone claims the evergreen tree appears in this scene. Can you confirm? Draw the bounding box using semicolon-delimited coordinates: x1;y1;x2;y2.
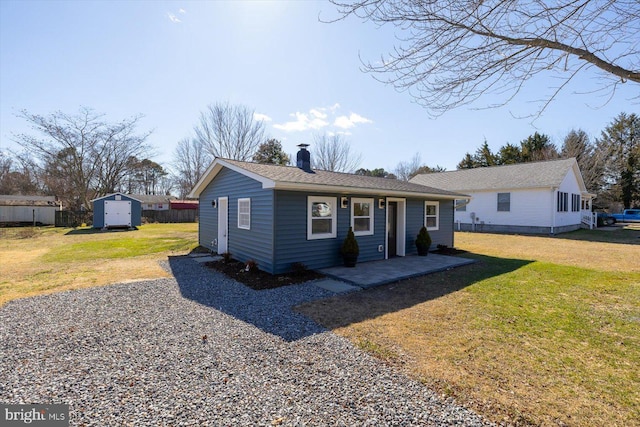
520;132;558;162
474;140;498;167
497;143;522;165
253;139;291;166
596;113;640;209
457;152;477;169
561;129;602;193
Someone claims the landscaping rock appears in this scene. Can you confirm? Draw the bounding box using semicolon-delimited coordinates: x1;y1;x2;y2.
0;256;493;426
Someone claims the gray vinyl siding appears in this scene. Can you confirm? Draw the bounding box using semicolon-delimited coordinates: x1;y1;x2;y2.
405;198;454;254
273;192;386;274
199;168;275;273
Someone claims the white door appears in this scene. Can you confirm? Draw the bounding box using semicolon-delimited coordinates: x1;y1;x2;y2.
217;197;228;254
104;200;131;227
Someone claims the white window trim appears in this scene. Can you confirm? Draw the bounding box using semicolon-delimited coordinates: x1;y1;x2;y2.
307;196;337;240
238;198;251;230
424;201;439;231
351;197;374;236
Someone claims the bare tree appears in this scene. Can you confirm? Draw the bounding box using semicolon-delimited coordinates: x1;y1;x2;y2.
194;102;266;161
13;107;151;209
312;133;363;173
329;1;640;116
395;152;445;180
172;137;212;199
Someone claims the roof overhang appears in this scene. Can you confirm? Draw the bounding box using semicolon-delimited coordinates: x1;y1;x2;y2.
188;158;276;198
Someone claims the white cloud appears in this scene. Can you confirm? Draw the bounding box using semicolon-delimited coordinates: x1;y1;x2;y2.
309;109;327;119
179;8;187;14
273;111;329;132
334;113;373;129
167;12;181;23
254;113;272;122
272;105;371;133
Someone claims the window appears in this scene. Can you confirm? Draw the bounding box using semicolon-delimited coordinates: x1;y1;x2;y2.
571;194;580;212
424;201;439;230
351;198;374;236
307;196;337;240
557;191;568;212
455;199;467;212
497;193;510;212
238;198;251;230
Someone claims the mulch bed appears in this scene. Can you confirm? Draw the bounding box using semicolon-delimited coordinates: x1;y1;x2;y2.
205;259;324;290
431;247;468;256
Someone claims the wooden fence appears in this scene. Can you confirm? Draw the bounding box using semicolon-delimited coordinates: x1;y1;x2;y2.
55;211;92;227
142;209;198;223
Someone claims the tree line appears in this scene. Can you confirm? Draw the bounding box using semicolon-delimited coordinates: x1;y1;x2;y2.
1;104;636;211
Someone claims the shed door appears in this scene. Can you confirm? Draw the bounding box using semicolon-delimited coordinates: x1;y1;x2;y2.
104;200;132;227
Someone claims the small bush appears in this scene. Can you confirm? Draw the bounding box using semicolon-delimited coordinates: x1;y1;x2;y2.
290;262;308;275
341;227;359;256
245;259;259;274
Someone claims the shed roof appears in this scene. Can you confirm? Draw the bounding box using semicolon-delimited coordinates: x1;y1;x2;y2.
189;158;467;199
91;192;142;203
410;158;589;193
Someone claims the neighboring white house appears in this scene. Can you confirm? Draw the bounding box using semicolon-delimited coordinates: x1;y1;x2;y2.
410;158;595;234
0;195;58;225
133;195;175;211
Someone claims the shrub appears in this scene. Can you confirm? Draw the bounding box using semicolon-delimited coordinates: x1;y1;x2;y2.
290;262;308;275
416;226;432;256
245;259;259;274
341;227;359;256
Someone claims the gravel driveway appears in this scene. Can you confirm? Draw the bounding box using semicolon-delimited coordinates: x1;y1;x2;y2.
0;256;493;426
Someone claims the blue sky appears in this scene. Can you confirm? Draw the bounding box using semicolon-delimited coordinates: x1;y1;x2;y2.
1;0;637;173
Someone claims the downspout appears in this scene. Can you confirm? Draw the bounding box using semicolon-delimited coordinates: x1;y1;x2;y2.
551;187;557;234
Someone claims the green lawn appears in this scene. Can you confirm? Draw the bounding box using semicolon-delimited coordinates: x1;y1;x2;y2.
297;229;640;426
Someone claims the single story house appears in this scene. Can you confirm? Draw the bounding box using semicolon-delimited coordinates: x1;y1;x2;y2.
188;145;467;274
134;194;175;211
410;158;595;234
0;195;58;225
92;193;142;229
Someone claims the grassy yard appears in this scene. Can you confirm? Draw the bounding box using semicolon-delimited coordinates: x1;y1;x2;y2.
0;223;199;306
297;228;640;426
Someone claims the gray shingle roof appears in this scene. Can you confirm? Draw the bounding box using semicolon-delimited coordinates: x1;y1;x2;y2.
212;159;466;198
410;158;580;192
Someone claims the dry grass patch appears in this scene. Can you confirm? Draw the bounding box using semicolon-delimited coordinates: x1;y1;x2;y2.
0;224;198;306
455;228;640;272
297;230;640;427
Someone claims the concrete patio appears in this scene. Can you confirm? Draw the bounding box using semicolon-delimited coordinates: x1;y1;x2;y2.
318;254;475;288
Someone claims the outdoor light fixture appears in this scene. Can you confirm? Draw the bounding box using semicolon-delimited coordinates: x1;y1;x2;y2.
341;197;349;209
379;199;386;209
211;200;217;208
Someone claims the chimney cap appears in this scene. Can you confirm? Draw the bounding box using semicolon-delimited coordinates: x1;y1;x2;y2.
297;143;310;149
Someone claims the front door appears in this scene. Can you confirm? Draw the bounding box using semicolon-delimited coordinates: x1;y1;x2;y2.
387;201;398;258
217;197;228;254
